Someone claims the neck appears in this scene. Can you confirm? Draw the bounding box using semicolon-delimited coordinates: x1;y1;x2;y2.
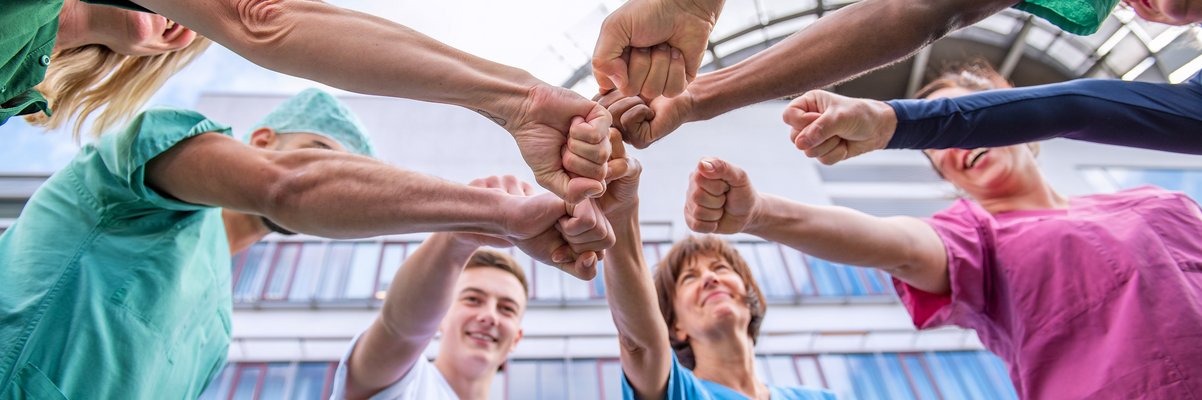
433;357;495;400
689;330;764;399
976;177;1069;215
221;210;270;255
54;0;93;52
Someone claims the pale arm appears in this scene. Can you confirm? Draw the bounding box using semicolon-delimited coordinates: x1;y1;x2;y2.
343;233;480;399
145;133;537;239
132;0;612;203
747;194;950;294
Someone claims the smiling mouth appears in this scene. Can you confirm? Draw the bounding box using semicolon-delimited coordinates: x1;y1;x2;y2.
701;292;730;306
467;332;497;344
964;149;989;170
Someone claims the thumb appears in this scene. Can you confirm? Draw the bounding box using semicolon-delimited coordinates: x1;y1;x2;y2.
592;26;631;94
794;112;839;151
696;157;747;186
565;176;605;204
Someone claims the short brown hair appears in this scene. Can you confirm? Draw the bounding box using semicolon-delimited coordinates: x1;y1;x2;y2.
464;249;529;297
652;236;767;370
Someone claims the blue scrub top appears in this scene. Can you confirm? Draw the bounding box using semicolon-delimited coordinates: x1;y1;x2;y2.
621;354;836;400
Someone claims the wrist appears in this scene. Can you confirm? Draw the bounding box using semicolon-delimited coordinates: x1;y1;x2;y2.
870;99;898;147
430;232;483;256
743;193;773;235
466;70;542;130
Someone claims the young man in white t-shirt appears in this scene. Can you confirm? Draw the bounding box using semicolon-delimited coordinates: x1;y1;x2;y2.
331;175;546;400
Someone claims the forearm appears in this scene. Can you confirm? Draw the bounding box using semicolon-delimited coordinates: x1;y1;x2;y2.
257;151;513;238
604;208;672;398
887;78;1202;154
349;233;478;398
686;0;1007;121
746;194;948;293
137;0;539;121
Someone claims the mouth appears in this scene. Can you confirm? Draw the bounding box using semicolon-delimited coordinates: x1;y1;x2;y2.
466;331;498;345
701;291;730;306
162;18;185;41
963;149;989;170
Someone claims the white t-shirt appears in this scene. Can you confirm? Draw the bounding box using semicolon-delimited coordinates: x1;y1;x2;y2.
329;334;458;400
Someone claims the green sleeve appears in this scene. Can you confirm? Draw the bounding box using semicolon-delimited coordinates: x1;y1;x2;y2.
94;107;233;211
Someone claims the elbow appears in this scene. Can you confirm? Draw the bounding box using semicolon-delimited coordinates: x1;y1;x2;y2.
257;153;319;225
226;0;298;54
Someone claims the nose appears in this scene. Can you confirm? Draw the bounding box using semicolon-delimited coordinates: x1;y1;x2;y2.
701;271;719;289
475;308;498;327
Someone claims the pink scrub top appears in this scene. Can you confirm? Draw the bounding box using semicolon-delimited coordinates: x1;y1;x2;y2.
894;186;1202;399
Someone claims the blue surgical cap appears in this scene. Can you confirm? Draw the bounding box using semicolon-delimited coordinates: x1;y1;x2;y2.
248;88;375;157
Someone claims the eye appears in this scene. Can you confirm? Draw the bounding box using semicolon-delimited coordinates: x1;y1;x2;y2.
500;305;518;316
714;264;731;272
463;296;482;305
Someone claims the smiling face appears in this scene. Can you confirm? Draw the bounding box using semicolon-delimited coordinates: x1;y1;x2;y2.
653;236;766;369
437;266;527;374
921;87;1045;202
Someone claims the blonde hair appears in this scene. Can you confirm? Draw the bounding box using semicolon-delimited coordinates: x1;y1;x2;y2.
24;36;211;139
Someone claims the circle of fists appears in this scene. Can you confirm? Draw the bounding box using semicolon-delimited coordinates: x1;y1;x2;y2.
783;90;897;165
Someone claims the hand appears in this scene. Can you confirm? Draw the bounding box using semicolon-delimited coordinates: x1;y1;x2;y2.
596;88;694;149
508;84;613;204
784;90;897;165
593;0;724;99
684;157;759;234
597;128;643;217
474;176;600;280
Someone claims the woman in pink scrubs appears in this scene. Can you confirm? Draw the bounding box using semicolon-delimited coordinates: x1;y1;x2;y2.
674;63;1202;399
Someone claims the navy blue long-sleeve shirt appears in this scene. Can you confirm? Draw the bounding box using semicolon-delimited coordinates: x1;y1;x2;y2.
885;72;1202;154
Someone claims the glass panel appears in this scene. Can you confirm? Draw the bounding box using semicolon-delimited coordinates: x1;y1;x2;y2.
899;354;940;400
288;243;327;302
846;354;888;399
642;243;662;267
755;356;772;385
234;244;272;301
376;243;407;298
569;360;601;400
539;360;568;399
978;352;1019;400
562;269;591;301
941;352;993;399
754;243;796;299
259;363;290;399
817;355;856;399
599;360;624;400
806;257;845;296
874;354;917;400
507;361;538;399
231;365;263;399
857;267;888;295
491;368;507;399
291;363;331;400
198;365;233;400
509;248;537;299
592;260;607;299
782;248;816;296
344;242;383;300
925;352;970;399
766;356;800;387
535;262;564;301
795;356;827;388
263;243;301;300
318;243;355;300
836;264;867;296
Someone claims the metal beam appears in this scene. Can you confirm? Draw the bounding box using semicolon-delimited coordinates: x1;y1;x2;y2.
999;15;1035;79
905;46;932;98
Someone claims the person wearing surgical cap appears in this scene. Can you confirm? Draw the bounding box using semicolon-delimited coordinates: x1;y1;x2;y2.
0;89;611;399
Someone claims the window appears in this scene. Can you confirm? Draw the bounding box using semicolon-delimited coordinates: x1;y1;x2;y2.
1081;167;1202;201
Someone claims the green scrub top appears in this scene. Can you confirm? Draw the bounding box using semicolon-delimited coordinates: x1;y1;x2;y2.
0;108;234;399
0;0;147;126
1015;0;1120;35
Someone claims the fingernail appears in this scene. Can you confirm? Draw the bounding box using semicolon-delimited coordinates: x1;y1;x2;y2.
608;74;626;90
586;187;604;197
672;48;682;59
553;252;569;263
701;160;715;172
636;47;650;53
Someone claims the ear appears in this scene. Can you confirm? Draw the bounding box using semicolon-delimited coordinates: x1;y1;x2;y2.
248;128;278;149
672;321;689;343
509;328;524;354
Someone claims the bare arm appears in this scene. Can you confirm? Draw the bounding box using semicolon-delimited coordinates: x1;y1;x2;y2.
684;157;949;294
132;0;612;203
686;0;1014;121
344;233;480;399
146;133;533;239
747;194;949;294
596;159;673;400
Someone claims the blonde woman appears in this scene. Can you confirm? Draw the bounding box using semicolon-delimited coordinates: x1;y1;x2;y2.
4;0;207;136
